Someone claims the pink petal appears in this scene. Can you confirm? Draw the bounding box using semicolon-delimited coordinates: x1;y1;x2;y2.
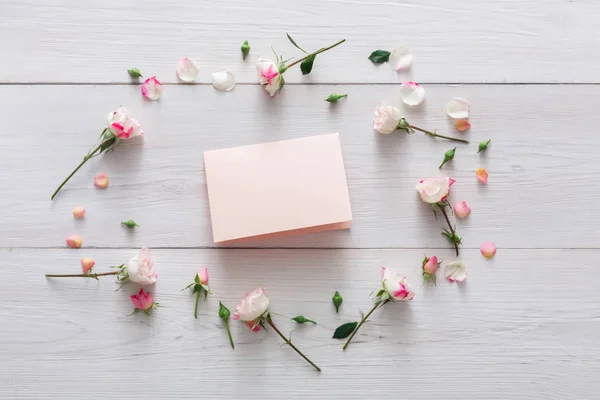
66;234;82;249
480;242;497;259
476;168;488;184
455;119;471;132
176;57;199;82
80;258;95;273
399;81;425;106
453;201;471;219
389;45;413;71
93;173;109;188
72;206;86;219
141;76;163;100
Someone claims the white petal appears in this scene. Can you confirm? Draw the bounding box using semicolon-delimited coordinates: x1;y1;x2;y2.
176;57;199;82
389;45;413;71
445;97;471;119
399;82;425;106
444;261;467;282
211;69;236;91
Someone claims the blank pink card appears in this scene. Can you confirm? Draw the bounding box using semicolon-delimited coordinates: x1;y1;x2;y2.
204;133;352;244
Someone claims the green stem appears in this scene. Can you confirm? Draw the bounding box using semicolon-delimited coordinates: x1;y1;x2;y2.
304;319;317;324
284;39;345;71
409;125;470;144
224;320;235;349
45;271;118;278
50;137;113;200
266;317;321;372
194;289;201;319
343;299;388;350
440;206;460;256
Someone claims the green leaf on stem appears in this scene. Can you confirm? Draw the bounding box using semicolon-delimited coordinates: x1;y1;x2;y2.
368;50;391;64
286;33;308;53
333;321;358;339
300;54;316;75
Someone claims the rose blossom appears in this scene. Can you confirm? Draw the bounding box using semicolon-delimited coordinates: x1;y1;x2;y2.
423;256;439;275
453;201;471;219
256;58;283;97
373;103;402;134
233;287;270;330
107;106;144;139
381;267;415;300
416;176;455;204
126;247;157;285
197;268;209;285
444;260;467;282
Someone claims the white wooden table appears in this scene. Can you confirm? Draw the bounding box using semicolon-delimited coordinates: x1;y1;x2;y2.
1;1;599;399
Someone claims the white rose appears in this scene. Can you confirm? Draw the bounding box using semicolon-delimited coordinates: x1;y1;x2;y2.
127;247;157;285
233;287;270;322
381;267;415;301
373;103;401;134
256;58;284;97
415;176;455;204
107;106;144;139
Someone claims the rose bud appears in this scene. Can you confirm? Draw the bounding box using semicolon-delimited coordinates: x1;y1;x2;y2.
197;268;209;285
480;242;497;259
130;288;159;317
93;173;109;188
72;206;86;219
478;139;491;153
80;258;95;273
291;315;317;324
121;220;140;228
439;147;456;169
241;40;250;60
127;68;143;78
66;234;82;249
332;291;343;313
422;256;439;284
453;201;471;219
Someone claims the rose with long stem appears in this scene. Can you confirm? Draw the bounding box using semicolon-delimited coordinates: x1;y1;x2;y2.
45;271;118;280
439;205;460;256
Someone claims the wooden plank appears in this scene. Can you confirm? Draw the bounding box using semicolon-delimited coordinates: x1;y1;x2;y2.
1;84;597;249
1;248;598;399
1;0;599;83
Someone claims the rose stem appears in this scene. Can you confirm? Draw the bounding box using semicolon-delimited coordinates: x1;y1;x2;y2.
45;271;118;278
440;206;460;256
266;317;321;372
408;125;470;144
194;289;201;319
224;320;235;349
284;39;346;70
50;136;114;200
343;299;388;351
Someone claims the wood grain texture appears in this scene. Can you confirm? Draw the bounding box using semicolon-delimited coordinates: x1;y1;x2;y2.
1;84;598;249
1;248;598;399
1;0;600;83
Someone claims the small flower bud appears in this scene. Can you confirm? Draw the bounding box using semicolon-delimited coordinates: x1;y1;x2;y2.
453;201;471;219
121;220;139;228
127;68;143;78
477;139;491;153
422;255;439;285
291;315;317;324
66;234;82;249
218;301;231;320
196;268;209;285
439;147;456;169
81;258;95;273
241;40;250;60
397;117;410;131
332;291;343;313
480;242;497;259
325;94;348;103
72;206;86;219
93;173;109;188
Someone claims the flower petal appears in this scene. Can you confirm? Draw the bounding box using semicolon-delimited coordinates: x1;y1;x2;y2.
455;119;471;132
72;206;86;219
476;168;488;184
141;76;162;100
176;57;200;82
211;69;236;91
389;45;413;71
94;173;109;188
444;261;467;282
445;97;471;119
453;201;471;219
480;242;497;259
399;82;425;106
81;258;95;273
66;234;82;249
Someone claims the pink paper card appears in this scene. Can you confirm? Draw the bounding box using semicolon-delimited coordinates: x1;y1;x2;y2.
204;133;352;244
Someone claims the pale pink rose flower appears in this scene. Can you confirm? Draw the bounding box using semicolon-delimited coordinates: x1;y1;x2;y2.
198;268;209;285
233;287;270;326
80;258;95;273
141;76;163;100
127;247;157;285
373;103;402;134
476;168;489;184
107;106;144;139
416;176;455;204
130;288;154;310
72;206;86;219
423;256;439;275
176;57;200;82
66;234;82;249
480;242;497;259
399;82;425;106
444;261;467;282
93;173;109;188
256;58;283;97
453;201;471;219
381;267;415;301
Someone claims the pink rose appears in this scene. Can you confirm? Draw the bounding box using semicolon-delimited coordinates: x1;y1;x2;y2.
416;176;455;204
126;247;157;285
107;106;144;139
453;201;471;219
233;287;270;330
256;58;283;97
197;268;209;285
381;267;415;301
423;256;439;275
130;288;154;310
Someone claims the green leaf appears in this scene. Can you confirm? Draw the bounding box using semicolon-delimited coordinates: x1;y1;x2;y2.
332;321;358;339
286;33;307;53
300;54;316;75
368;50;391;64
99;136;117;154
325;94;348;103
181;282;194;291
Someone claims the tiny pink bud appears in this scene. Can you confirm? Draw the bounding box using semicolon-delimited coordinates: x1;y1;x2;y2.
66;234;82;249
476;168;488;184
455;119;471;132
453;201;471;219
198;268;209;285
72;206;86;219
480;242;497;259
94;173;109;188
130;288;154;310
80;258;95;273
423;256;439;275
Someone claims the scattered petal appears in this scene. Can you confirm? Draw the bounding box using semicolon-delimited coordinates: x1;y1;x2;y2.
453;201;471;219
81;258;95;273
94;173;109;188
476;168;488;184
211;69;236;91
72;206;86;219
480;242;497;259
66;234;82;249
399;82;425;106
455;119;471;132
141;76;162;100
176;57;199;82
445;97;471;119
389;45;413;71
444;260;467;282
